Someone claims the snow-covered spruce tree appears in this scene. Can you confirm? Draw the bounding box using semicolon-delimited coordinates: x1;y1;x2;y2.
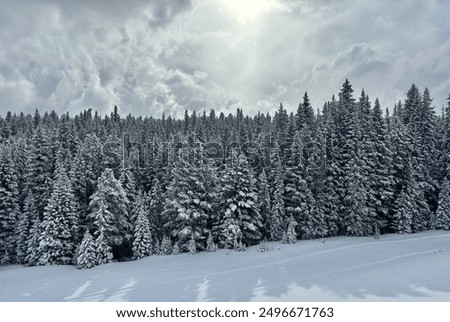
37;149;79;265
26;125;53;220
296;91;315;132
163;145;213;251
119;166;138;220
216;151;263;247
282;215;298;244
439;94;450;180
233;234;246;252
0;145;20;264
434;178;450;230
160;236;173;256
76;230;98;269
269;153;285;241
188;234;197;255
95;228;113;265
206;232;217;252
88;168;132;259
24;217;42;266
317;99;341;237
132;198;153;260
172;242;181;255
258;170;271;239
147;177;165;240
391;187;413;234
153;239;161;255
370;98;395;231
15;191;35;264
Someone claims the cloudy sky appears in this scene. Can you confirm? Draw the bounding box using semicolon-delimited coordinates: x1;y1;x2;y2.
0;0;449;118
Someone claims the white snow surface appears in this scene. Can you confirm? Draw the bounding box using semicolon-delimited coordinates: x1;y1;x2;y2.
1;231;450;302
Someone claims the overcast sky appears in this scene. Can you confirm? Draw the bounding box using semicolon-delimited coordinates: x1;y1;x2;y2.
0;0;449;118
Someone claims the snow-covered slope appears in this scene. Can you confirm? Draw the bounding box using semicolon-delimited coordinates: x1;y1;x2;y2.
1;231;450;302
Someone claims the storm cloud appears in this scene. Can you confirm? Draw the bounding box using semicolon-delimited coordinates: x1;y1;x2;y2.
0;0;448;117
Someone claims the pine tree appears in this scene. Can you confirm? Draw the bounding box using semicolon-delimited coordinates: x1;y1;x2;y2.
206;232;217;252
153;239;161;255
0;145;20;264
76;231;98;269
16;191;35;264
26;126;53;220
216;152;263;247
24;219;42;266
37;149;79;265
296;91;315;131
233;234;246;252
269;155;285;241
392;187;413;234
163;145;214;251
132;199;152;259
188;234;197;255
88;168;131;259
148;178;164;240
172;242;181;255
282;215;298;244
258;170;271;239
119;167;138;219
435;179;450;230
95;229;113;265
160;236;173;256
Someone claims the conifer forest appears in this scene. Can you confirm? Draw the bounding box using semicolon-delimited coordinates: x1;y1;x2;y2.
1;80;450;270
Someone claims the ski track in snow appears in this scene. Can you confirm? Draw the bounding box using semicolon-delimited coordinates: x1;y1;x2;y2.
1;231;450;301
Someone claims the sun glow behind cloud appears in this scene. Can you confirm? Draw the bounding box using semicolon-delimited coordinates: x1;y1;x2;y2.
219;0;289;24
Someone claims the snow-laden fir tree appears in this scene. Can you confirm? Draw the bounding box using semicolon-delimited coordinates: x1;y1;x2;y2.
282;215;298;244
434;178;450;230
216;151;263;247
391;187;413;234
24;219;42;266
88;168;131;259
148;177;164;240
269;153;285;241
188;234;197;255
0;145;20;264
153;239;161;255
163;145;213;251
172;242;180;255
160;236;173;256
95;228;113;265
258;170;271;239
37;148;79;265
15;191;35;264
132;198;152;260
119;167;138;220
26;126;53;220
206;232;217;252
233;234;246;252
76;230;98;269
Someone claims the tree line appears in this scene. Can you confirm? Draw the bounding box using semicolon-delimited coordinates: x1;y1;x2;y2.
0;79;449;269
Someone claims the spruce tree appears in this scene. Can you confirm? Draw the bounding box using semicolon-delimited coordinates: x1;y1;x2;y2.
37;149;79;265
269;154;285;241
160;236;173;256
435;179;450;230
172;242;181;255
217;152;263;247
188;234;197;255
76;231;98;269
88;168;131;259
132;199;152;259
282;215;298;244
16;191;35;264
0;145;20;264
206;232;217;252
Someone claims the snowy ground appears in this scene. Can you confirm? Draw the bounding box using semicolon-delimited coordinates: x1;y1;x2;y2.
1;231;450;302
